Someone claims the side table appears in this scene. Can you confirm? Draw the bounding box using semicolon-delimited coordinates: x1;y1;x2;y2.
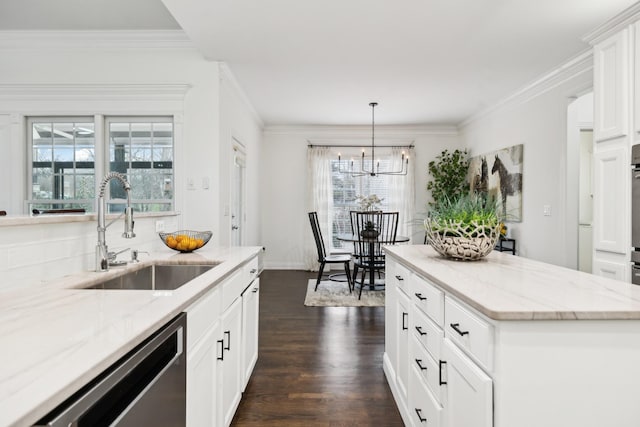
496;237;516;255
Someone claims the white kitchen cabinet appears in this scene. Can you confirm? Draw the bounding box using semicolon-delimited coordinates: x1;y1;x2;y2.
384;260;398;377
395;285;411;410
220;295;243;427
186;323;220;427
593;28;629;142
442;338;492;427
185;255;259;427
241;277;260;390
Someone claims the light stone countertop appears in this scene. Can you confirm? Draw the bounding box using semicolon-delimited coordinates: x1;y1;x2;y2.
0;246;261;427
385;245;640;321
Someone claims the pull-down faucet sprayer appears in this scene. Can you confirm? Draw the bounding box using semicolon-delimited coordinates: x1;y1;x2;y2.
96;172;136;272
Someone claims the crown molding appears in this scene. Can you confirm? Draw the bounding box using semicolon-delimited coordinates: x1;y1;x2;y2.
219;63;264;129
583;2;640;45
263;124;458;137
460;49;593;129
0;83;192;100
0;30;195;50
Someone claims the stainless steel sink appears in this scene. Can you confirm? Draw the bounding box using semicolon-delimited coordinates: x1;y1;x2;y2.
84;264;215;290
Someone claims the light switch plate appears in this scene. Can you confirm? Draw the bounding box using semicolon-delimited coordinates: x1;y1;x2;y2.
155;220;165;232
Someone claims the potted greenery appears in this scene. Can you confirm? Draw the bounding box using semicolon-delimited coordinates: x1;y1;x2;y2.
427;149;469;208
424;194;502;260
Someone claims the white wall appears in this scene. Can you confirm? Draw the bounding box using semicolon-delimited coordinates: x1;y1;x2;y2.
0;31;262;287
260;126;460;269
459;57;593;266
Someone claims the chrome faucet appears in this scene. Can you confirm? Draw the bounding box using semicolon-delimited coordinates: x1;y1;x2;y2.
96;172;136;272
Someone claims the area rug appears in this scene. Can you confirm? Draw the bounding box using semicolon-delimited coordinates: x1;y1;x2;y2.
303;279;385;307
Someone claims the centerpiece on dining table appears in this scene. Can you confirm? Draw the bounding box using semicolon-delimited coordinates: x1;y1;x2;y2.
355;194;383;239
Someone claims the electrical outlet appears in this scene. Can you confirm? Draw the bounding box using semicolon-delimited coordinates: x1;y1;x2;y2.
543;205;551;216
187;177;195;190
155;220;165;232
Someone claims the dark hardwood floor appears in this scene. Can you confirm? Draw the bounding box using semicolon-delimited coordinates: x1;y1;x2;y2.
231;269;403;426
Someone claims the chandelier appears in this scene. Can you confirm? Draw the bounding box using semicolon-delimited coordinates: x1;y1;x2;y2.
337;102;409;177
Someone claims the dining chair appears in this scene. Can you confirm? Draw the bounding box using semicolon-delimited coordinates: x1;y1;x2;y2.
352;211;399;299
308;212;352;292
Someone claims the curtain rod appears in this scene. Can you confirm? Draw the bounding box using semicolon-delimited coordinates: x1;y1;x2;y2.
307;144;414;149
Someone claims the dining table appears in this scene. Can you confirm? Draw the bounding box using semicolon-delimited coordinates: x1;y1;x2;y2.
337;233;410;289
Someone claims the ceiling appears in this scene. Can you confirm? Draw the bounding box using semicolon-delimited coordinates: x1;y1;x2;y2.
1;0;637;126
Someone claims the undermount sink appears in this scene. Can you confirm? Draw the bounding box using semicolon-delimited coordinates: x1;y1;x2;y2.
83;263;216;291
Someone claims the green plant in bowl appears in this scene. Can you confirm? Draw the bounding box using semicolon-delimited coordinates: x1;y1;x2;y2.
425;195;502;260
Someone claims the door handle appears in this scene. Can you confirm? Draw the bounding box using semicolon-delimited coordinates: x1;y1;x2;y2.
217;339;224;360
231;225;239;230
223;330;231;351
401;312;408;330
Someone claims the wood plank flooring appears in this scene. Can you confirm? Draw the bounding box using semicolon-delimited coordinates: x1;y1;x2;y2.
231;269;403;426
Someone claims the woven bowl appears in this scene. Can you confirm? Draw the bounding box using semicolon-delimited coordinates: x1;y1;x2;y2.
159;230;212;253
424;219;500;261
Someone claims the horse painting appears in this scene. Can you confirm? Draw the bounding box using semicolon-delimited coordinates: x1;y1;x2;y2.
471;156;489;202
491;154;522;218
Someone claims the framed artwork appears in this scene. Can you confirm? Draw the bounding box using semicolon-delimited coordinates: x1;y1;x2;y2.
468;144;523;222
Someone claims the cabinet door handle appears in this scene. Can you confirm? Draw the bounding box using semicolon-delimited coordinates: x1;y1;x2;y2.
395;275;404;281
250;268;257;274
224;330;231;351
415;326;427;336
216;339;224;361
450;322;469;336
252;287;259;293
414;292;427;301
439;360;447;385
402;312;408;330
415;359;428;371
414;408;427;423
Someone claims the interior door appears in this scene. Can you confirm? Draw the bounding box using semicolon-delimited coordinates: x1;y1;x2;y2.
231;143;246;246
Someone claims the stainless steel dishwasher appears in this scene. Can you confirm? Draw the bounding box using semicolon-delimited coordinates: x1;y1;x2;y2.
34;313;186;427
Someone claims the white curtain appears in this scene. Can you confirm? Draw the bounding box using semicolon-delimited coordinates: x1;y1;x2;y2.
387;147;415;241
304;146;333;270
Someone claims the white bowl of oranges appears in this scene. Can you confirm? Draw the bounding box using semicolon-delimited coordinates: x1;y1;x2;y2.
159;230;212;253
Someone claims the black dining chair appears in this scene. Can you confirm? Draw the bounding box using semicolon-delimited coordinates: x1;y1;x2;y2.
308;212;352;292
352;211;399;299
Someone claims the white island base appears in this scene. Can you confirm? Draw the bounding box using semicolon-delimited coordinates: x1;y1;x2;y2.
383;245;640;427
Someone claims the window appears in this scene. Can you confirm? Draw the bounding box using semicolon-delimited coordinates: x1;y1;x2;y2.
28;116;174;213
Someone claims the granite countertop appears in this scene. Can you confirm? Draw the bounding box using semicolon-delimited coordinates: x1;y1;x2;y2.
385;245;640;321
0;246;261;427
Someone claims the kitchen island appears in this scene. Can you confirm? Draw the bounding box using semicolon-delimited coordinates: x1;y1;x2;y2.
383;245;640;427
0;246;261;427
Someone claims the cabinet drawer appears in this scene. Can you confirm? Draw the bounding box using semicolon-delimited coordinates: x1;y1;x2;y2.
222;268;244;310
444;297;493;371
411;274;444;326
410;305;443;361
410;334;443;404
244;256;259;284
409;365;443;427
390;261;410;293
186;286;221;350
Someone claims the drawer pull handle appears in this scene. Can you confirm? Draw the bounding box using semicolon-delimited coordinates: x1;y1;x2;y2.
439;360;447;385
395;275;404;281
450;323;469;336
415;326;427;336
224;330;231;351
414;292;427;301
250;268;257;274
415;408;427;423
216;339;224;361
402;312;408;330
415;359;428;371
252;287;259;293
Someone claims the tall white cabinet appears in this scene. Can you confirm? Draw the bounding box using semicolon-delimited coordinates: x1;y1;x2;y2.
587;6;640;282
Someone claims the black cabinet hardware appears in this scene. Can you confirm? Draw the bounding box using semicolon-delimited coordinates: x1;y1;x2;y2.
414;292;427;301
224;330;231;351
439;360;447;385
415;359;427;371
217;339;224;360
252;287;259;293
415;326;427;336
395;275;404;281
450;323;469;336
402;312;408;330
415;408;427;423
